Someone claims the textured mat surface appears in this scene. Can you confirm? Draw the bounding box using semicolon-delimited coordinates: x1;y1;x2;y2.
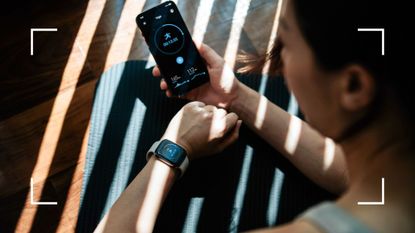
77;60;334;233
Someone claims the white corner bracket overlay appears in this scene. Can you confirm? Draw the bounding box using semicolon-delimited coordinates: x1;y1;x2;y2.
357;177;385;206
30;28;58;56
30;177;58;205
357;28;385;56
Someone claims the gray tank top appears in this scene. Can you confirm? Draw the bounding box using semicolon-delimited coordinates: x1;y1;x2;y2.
297;202;375;233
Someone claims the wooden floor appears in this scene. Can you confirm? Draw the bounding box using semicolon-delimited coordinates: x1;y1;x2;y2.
0;0;280;232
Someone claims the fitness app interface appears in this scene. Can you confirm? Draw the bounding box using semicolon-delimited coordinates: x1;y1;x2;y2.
136;1;209;95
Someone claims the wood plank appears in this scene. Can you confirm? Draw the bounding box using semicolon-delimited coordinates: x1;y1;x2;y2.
0;0;279;232
0;0;90;120
0;79;95;199
8;160;85;233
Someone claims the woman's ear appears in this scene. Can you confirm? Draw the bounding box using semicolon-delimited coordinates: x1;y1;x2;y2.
339;65;376;112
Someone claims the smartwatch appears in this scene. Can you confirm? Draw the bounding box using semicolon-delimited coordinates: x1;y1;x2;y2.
146;139;189;177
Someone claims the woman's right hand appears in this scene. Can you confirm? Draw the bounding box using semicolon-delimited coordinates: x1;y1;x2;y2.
152;43;241;110
162;101;242;160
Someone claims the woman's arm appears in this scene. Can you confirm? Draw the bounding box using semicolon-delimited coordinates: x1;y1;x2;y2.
154;43;349;193
94;101;241;233
94;156;176;233
95;153;323;233
230;83;349;194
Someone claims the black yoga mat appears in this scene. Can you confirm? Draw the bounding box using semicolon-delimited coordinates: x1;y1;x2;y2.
76;60;335;233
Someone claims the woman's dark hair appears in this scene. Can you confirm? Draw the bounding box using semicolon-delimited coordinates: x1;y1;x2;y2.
241;0;412;121
291;0;387;79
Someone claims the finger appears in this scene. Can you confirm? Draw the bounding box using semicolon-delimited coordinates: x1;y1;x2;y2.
186;101;206;108
218;120;242;150
152;66;161;77
224;112;239;133
215;108;227;118
160;79;168;90
166;90;173;98
199;43;223;67
203;105;217;112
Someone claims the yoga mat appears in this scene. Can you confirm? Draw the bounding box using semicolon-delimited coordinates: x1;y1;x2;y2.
77;60;334;233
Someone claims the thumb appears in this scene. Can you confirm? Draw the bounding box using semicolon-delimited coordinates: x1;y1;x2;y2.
198;43;224;67
218;120;242;151
224;112;239;134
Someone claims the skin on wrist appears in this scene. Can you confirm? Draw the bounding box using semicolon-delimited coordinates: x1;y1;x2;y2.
151;155;181;179
226;78;242;110
229;81;252;116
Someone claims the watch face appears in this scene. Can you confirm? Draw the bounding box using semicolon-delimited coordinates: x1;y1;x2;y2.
156;140;186;165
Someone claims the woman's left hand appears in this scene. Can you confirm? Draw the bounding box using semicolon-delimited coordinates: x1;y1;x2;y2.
162;101;242;160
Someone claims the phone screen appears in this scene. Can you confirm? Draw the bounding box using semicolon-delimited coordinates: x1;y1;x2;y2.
136;1;209;96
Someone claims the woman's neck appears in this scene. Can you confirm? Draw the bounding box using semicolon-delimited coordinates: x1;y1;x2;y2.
339;105;414;188
337;106;415;232
340;98;415;205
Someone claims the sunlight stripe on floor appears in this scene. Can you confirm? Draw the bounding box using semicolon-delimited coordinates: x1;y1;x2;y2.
267;168;284;226
258;0;284;95
182;197;205;233
229;145;253;233
223;0;252;70
103;99;147;214
15;0;108;231
192;0;215;43
104;0;147;71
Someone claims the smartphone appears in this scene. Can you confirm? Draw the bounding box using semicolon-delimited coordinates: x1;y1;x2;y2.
136;1;209;96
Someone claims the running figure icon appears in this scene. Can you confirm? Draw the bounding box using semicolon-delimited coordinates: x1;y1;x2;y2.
164;33;171;40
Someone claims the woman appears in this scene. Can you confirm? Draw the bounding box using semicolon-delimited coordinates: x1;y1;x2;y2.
95;0;414;232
